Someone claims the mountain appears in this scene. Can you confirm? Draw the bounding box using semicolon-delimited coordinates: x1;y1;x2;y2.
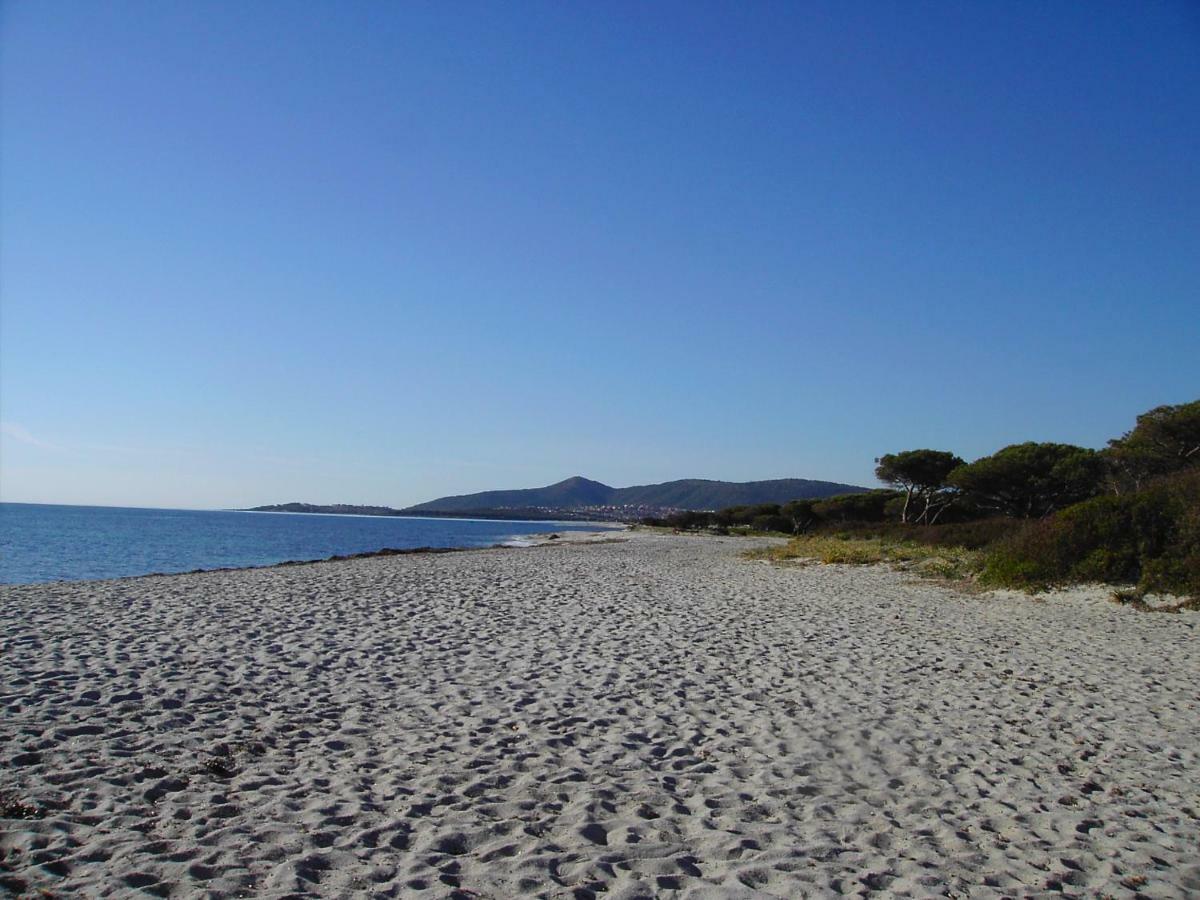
610;478;866;509
404;476;614;513
403;475;867;514
248;476;870;522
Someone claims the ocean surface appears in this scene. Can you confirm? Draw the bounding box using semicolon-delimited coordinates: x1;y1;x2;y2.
0;503;619;585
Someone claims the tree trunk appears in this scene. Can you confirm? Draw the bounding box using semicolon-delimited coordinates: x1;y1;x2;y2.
917;492;934;525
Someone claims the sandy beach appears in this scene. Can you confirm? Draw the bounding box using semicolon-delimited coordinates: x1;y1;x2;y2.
1;530;1197;898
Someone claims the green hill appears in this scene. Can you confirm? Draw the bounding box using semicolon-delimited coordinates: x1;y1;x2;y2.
404;475;866;513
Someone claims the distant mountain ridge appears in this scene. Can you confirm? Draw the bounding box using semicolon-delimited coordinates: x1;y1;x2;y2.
247;503;399;517
404;475;867;514
248;476;868;521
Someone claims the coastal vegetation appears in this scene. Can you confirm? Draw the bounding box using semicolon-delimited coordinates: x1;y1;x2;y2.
649;399;1200;602
980;468;1200;598
747;534;985;581
874;449;963;523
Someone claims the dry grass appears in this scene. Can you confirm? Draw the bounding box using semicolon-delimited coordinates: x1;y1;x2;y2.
747;534;1199;611
1109;589;1200;614
746;534;985;582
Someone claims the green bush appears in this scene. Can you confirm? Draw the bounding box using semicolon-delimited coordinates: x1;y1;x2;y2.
981;470;1200;596
910;518;1024;549
819;517;1021;550
811;490;900;523
948;442;1105;518
751;514;793;534
1105;399;1200;490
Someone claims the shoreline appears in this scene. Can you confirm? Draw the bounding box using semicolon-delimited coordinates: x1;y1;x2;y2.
119;528;630;586
0;512;626;587
2;530;1196;897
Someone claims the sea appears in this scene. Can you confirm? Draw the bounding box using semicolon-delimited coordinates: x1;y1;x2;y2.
0;503;619;585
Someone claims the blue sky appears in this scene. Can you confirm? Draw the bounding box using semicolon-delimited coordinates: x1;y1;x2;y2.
2;1;1198;508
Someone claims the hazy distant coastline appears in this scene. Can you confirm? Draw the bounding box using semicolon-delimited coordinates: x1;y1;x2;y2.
244;503;603;522
248;474;869;522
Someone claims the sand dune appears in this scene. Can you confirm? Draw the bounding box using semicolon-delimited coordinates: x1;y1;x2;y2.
2;531;1197;897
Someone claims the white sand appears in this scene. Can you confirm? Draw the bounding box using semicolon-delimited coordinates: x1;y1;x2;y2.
1;531;1197;898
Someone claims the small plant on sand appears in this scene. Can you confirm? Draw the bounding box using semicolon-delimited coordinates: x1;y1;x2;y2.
200;743;238;779
912;555;973;580
1109;588;1200;614
0;793;44;820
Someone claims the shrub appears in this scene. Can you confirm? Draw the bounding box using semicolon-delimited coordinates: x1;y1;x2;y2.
712;504;780;528
1105;399;1200;490
820;541;885;564
749;534;984;578
751;514;793;534
811;490;900;523
948;442;1105;518
780;499;819;533
981;469;1200;596
817;517;1021;550
906;518;1023;549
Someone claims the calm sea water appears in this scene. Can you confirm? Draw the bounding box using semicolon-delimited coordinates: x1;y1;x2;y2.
0;503;618;585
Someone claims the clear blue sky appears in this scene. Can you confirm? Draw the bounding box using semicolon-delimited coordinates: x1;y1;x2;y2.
2;1;1198;509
